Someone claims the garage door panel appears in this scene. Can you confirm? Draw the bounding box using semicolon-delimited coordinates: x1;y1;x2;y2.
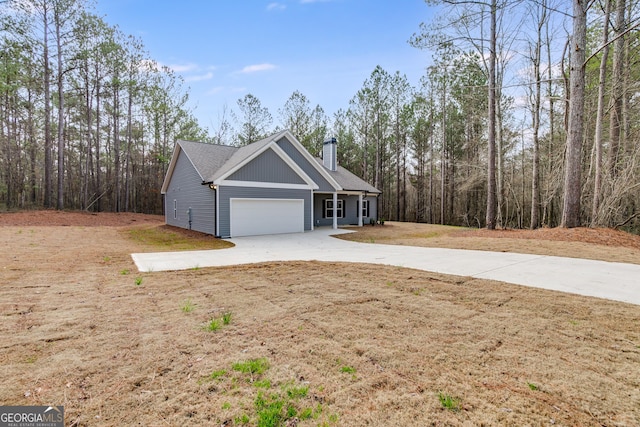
230;198;304;237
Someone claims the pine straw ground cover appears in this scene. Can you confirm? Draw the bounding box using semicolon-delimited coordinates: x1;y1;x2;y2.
0;212;639;426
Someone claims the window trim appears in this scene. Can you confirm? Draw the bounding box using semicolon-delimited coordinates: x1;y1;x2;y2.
361;199;370;217
323;198;344;218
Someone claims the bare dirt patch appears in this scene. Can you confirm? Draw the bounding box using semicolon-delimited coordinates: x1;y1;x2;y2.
1;212;639;426
339;221;640;264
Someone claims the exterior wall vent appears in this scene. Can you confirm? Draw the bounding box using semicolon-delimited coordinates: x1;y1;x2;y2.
322;137;337;171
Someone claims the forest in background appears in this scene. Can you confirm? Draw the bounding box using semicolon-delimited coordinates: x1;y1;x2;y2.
1;0;639;232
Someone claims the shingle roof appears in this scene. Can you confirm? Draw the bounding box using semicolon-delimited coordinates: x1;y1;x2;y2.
177;140;237;181
313;158;381;193
169;131;380;194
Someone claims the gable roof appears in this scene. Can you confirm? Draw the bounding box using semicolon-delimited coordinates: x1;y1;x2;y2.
209;132;280;182
313;159;381;194
161;130;380;194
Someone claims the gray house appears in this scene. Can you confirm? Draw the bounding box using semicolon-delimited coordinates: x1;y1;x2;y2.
161;129;380;237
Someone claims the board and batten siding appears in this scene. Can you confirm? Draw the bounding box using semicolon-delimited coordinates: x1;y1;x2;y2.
276;137;335;191
218;186;312;238
164;149;215;235
227;148;307;184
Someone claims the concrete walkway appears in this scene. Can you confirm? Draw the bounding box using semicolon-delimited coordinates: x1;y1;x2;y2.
131;228;640;306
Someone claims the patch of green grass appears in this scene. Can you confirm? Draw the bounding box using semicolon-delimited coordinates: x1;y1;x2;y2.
438;392;461;411
134;277;143;286
25;355;37;364
103;256;111;262
340;366;356;374
234;414;250;424
207;358;333;426
255;392;285;427
181;299;195;313
527;382;539;391
209;369;227;381
254;379;271;389
233;358;270;376
299;407;313;420
127;226;233;250
205;318;221;332
286;385;308;399
222;311;232;325
120;269;130;275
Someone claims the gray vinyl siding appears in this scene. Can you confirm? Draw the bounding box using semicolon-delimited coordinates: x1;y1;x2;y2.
313;194;377;227
276;137;335;191
218;186;312;238
164;150;215;235
227;148;307;184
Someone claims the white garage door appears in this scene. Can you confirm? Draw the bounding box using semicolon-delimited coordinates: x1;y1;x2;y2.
230;198;304;237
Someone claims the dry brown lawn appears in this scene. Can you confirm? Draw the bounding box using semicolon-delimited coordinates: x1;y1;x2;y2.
339;221;640;265
1;212;639;426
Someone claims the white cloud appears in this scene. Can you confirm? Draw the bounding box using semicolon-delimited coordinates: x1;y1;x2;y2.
239;63;277;74
185;72;214;82
267;2;286;11
207;86;225;95
206;86;247;96
169;63;199;73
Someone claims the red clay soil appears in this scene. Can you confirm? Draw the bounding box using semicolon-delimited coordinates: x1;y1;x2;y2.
0;210;164;227
456;226;640;249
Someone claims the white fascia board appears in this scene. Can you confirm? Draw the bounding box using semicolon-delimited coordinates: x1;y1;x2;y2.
161;142;185;194
313;190;366;196
161;141;209;194
214;139;319;190
217;180;315;190
278;130;343;191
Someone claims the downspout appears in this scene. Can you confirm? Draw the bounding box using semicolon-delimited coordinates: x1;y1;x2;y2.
202;180;219;237
214;187;218;237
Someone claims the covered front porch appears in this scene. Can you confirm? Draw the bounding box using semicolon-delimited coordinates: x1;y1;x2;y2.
313;192;378;229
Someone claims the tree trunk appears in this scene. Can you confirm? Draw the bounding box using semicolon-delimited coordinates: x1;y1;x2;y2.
561;0;587;228
43;3;53;208
486;0;497;229
608;0;625;177
55;8;65;210
591;0;611;225
530;1;547;229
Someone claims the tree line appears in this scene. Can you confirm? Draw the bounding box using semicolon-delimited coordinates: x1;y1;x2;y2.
1;0;208;213
1;0;639;233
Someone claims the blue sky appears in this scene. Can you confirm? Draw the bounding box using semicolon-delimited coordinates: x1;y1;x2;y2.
94;0;436;132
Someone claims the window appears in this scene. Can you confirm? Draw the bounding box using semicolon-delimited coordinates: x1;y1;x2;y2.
361;199;370;217
323;199;344;218
173;200;177;219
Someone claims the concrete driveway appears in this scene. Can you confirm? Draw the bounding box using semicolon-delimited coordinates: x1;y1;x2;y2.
132;228;640;306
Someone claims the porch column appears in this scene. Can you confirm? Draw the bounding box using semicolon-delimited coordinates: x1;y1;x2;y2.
332;192;338;230
358;193;363;227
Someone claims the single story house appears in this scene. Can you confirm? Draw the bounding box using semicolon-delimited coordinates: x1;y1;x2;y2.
161;129;380;238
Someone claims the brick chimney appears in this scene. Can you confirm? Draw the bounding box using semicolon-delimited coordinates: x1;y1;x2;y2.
322;137;337;171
